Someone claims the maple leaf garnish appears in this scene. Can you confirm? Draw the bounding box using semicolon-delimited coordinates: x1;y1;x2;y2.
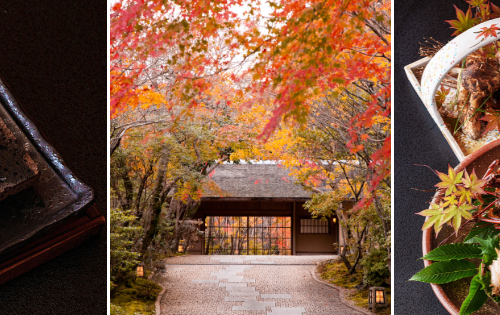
455;186;473;204
466;0;486;7
475;24;500;40
435;165;464;196
435;86;451;106
491;3;500;19
462;169;487;198
436;86;451;105
480;110;500;134
442;194;459;208
417;202;445;233
441;203;474;234
445;6;478;36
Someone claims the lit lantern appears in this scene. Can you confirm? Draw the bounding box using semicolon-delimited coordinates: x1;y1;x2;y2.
333;217;337;224
368;287;387;309
136;262;144;278
178;240;185;253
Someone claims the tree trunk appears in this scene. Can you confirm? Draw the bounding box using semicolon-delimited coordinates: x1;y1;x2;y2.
117;154;134;211
169;196;200;253
340;246;352;271
134;164;153;217
348;225;367;274
139;146;171;257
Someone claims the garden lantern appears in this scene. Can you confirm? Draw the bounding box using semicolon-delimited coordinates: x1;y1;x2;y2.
136;262;144;278
178;240;185;253
332;217;337;224
368;287;387;309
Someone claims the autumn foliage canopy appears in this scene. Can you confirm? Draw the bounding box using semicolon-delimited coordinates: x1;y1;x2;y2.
110;0;391;205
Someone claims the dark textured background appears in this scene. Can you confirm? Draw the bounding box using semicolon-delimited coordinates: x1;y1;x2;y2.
394;0;480;314
0;1;107;314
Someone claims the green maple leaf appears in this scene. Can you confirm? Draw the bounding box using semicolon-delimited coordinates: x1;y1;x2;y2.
417;202;445;234
445;6;478;36
462;169;487;198
436;86;450;106
443;194;459;207
435;165;464;196
455;186;473;204
441;203;474;234
479;110;500;134
466;0;486;7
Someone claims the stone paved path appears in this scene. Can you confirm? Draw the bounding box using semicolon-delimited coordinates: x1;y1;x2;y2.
159;255;364;315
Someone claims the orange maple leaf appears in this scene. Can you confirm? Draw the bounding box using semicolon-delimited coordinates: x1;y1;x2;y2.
480;110;500;134
475;24;500;40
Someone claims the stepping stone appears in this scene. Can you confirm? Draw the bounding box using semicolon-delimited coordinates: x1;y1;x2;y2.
218;283;248;287
267;307;306;315
228;265;252;269
191;280;219;284
229;291;260;296
260;294;292;299
232;301;275;311
226;286;255;292
227;277;255;283
220;259;244;263
211;271;240;279
225;296;257;302
243;301;275;307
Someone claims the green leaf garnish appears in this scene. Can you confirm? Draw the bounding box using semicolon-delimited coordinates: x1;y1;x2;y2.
459;274;488;315
464;222;500;244
423;243;482;261
410;260;477;284
476;235;499;265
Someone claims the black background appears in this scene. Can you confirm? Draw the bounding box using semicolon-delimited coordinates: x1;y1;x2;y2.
0;1;107;314
393;0;486;314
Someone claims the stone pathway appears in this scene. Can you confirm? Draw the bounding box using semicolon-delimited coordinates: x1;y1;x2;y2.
159;255;364;315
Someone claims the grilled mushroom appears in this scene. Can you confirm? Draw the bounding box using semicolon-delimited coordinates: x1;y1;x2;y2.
459;62;500;140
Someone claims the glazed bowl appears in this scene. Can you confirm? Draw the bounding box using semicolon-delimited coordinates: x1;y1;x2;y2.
422;138;500;314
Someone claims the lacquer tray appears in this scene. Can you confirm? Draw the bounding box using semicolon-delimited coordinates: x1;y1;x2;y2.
0;77;103;280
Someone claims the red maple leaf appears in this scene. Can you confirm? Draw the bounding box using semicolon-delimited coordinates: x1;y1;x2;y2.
480;110;500;134
475;24;500;40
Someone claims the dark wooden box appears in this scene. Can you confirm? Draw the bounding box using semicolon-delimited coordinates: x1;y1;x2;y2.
0;77;105;285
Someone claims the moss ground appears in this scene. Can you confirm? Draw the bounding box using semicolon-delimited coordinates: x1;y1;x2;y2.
318;258;391;314
111;277;162;315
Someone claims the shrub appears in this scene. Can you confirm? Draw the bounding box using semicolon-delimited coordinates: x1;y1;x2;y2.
360;248;390;286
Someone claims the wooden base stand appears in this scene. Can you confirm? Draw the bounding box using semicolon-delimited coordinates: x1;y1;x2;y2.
0;205;105;286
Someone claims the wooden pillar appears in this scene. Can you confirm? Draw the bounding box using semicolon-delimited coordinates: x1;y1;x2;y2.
292;202;296;255
201;215;206;255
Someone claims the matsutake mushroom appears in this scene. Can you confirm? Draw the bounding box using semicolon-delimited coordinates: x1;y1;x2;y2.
459;62;500;140
490;248;500;296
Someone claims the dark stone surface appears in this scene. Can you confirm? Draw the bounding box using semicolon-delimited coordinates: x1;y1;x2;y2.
0;117;39;201
0;1;106;314
394;1;472;314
